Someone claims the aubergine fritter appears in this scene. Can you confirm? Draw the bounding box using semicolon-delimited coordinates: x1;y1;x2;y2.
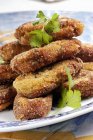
0;41;31;62
13;59;82;98
83;62;93;71
0;85;17;111
13;95;52;120
0;102;12;111
0;64;18;84
11;39;81;74
63;69;93;98
77;43;93;62
15;17;84;46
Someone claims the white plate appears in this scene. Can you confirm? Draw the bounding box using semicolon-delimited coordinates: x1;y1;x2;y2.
0;98;93;132
0;11;93;132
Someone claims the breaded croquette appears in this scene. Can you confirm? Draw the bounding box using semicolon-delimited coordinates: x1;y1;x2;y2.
11;39;81;74
63;70;93;98
0;64;18;84
0;85;17;111
15;17;84;45
0;41;31;62
13;95;52;120
83;62;93;71
0;102;12;111
77;43;93;62
13;59;82;98
0;85;17;105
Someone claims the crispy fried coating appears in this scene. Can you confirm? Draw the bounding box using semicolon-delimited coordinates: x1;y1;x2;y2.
0;85;17;105
0;102;12;111
0;64;18;84
63;70;93;98
77;43;93;62
15;17;84;45
13;95;52;120
83;62;93;71
0;41;31;62
0;84;17;111
11;39;81;74
13;59;82;98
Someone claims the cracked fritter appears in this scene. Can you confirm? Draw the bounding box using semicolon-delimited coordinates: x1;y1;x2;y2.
63;69;93;98
13;59;82;98
83;62;93;71
13;94;52;120
0;84;17;111
0;64;18;84
15;17;84;45
11;39;81;74
0;41;31;62
77;43;93;62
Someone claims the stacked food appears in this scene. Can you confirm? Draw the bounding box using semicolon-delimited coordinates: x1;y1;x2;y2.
0;11;93;120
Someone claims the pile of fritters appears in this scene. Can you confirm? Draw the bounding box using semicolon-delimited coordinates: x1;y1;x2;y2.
0;16;93;120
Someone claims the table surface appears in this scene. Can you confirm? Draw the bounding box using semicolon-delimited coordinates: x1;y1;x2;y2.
0;0;93;13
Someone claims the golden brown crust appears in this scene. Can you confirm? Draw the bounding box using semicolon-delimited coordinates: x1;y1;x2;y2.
83;62;93;71
13;59;82;98
11;39;81;74
0;64;18;84
0;85;17;105
0;41;31;62
63;70;93;98
15;17;84;45
0;102;12;111
77;43;93;62
13;95;52;120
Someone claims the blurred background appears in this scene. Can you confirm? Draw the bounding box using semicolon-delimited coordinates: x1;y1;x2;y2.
0;0;93;13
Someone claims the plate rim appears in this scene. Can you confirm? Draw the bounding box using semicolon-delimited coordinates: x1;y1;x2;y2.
0;102;93;132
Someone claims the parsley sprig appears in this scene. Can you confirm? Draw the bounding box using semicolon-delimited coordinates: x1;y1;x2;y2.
58;66;81;109
45;13;60;33
30;11;60;47
29;30;52;47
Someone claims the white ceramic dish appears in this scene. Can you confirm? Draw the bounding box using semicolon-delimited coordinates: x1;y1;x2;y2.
0;11;93;132
0;98;93;132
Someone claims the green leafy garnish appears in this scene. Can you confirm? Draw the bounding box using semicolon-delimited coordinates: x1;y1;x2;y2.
0;56;5;64
30;11;60;47
29;30;52;47
58;66;81;109
45;13;60;33
67;90;81;108
58;88;68;108
33;11;47;25
36;11;47;23
64;66;74;90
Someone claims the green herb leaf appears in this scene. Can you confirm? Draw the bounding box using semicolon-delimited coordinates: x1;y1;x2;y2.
58;88;68;108
29;29;53;47
30;30;43;47
30;11;60;47
37;11;47;23
37;11;46;19
65;66;74;90
58;88;81;109
45;13;60;33
0;56;5;64
42;31;53;44
33;11;47;25
33;21;39;25
67;90;81;108
51;13;59;21
58;66;81;109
